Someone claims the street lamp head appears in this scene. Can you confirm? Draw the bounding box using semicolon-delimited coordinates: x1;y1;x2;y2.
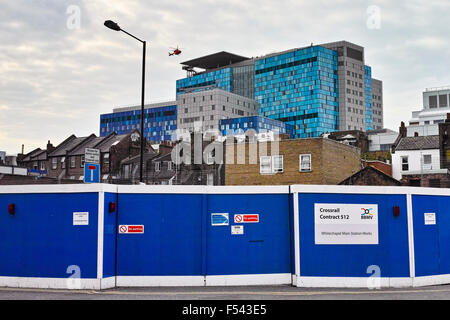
104;20;121;31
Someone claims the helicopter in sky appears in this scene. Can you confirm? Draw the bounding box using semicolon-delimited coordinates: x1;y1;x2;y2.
168;46;182;56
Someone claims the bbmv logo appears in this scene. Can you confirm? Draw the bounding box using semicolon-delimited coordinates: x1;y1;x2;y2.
361;208;374;220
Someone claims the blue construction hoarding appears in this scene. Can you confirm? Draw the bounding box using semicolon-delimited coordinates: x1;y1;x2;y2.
1;184;450;289
0;184;117;289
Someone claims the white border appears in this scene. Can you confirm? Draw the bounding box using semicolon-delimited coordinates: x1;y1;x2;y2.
290;184;450;196
206;273;291;286
118;185;207;194
116;276;205;287
97;191;104;280
413;274;450;287
0;277;103;290
406;193;416;278
100;277;116;290
296;276;413;288
293;192;300;281
206;185;289;194
115;274;292;287
117;185;289;194
0;183;117;194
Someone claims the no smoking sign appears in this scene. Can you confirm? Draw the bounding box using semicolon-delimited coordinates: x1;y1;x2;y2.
119;225;144;234
234;214;259;223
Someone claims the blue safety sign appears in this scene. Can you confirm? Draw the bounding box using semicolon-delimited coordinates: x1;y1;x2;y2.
84;163;100;183
211;213;229;226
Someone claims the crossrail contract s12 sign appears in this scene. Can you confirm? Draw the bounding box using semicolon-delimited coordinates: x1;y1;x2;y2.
314;203;378;245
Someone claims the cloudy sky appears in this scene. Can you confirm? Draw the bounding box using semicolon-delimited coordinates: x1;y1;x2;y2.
1;0;449;155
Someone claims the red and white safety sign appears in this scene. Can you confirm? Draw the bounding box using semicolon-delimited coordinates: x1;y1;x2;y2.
234;214;259;223
119;225;144;234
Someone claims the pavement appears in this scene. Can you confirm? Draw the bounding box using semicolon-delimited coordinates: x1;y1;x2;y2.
1;284;450;300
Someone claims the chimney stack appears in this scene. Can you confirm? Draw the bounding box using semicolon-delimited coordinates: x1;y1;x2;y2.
46;140;55;153
399;121;407;138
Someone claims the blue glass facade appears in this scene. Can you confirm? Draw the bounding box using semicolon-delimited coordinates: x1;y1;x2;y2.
100;105;177;142
254;46;339;138
364;65;374;131
176;68;232;96
219;116;295;138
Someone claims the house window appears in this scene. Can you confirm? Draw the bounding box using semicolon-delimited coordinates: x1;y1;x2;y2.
80;155;85;168
259;155;283;174
70;157;76;168
260;156;272;174
52;158;57;170
429;95;438;108
423;154;432;170
61;157;66;169
167;161;173;171
123;164;130;179
272;155;283;173
103;153;110;166
299;154;312;172
155;162;161;172
207;173;214;186
40;161;45;171
401;156;409;171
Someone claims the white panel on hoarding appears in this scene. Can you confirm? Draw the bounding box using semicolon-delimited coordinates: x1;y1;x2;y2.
314;203;379;245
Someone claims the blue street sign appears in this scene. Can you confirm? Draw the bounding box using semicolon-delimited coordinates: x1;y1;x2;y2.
84;163;100;183
211;213;229;226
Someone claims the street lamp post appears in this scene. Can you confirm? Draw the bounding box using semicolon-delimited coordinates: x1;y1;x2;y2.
104;20;146;184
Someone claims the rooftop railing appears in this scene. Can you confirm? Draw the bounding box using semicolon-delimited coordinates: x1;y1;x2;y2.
425;85;450;92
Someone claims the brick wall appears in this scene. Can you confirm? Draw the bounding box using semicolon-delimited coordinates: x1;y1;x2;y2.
225;138;361;186
46;156;66;179
0;174;82;185
401;173;450;188
322;138;361;184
